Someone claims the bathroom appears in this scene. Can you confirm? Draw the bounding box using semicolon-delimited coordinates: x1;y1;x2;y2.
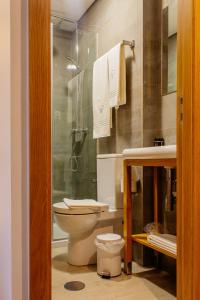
51;0;177;299
3;0;200;298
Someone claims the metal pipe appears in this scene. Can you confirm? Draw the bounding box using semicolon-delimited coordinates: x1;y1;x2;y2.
165;168;172;212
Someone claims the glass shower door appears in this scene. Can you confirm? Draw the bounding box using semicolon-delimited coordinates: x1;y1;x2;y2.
52;16;97;240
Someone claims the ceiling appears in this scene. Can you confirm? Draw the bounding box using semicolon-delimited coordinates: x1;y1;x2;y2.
51;0;96;22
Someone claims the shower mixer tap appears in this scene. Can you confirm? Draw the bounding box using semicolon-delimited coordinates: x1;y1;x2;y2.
72;128;88;143
71;128;88;133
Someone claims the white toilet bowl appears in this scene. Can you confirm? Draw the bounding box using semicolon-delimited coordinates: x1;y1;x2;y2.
53;154;124;266
53;202;123;266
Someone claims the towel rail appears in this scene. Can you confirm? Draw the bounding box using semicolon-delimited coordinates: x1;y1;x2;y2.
122;40;135;49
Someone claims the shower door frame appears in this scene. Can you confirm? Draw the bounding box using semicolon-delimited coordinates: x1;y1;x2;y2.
28;0;200;300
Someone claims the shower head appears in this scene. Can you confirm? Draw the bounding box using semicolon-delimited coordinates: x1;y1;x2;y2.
66;57;80;72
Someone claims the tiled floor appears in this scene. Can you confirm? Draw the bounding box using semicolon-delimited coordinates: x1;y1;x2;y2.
52;246;176;300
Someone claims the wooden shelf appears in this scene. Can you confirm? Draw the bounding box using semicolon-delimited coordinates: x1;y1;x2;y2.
132;233;177;260
123;157;177;274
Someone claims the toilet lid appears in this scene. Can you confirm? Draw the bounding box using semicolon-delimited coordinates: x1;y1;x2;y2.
96;233;122;244
53;201;109;215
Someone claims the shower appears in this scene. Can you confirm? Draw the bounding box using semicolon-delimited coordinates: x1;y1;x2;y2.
52;14;80;73
52;14;98;240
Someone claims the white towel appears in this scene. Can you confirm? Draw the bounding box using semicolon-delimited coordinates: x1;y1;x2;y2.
148;240;176;255
93;53;111;139
148;236;177;250
148;233;177;247
147;234;177;255
64;198;98;208
63;198;108;212
107;43;126;108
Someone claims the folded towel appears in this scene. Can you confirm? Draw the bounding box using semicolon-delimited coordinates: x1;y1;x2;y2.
148;241;177;255
64;198;108;209
147;234;177;255
107;43;126;108
148;236;177;250
148;239;177;255
93;53;111;139
148;233;176;247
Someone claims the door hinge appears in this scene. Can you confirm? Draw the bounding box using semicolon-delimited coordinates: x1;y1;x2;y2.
180;96;183;121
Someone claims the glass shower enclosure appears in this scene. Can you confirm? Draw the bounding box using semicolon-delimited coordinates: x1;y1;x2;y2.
51;15;97;240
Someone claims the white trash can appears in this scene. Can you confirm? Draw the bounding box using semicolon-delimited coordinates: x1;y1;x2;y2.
95;233;125;278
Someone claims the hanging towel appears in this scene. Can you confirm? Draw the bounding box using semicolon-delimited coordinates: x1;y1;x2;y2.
107;43;126;108
93;53;111;139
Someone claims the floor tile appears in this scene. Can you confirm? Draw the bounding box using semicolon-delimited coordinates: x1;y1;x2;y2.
52;246;176;300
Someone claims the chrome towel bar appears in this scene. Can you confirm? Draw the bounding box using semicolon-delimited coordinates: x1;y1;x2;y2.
122;40;135;49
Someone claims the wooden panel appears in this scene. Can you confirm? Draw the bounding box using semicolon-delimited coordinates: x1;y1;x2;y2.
192;1;200;299
132;234;177;260
153;168;159;225
153;167;163;226
177;0;193;299
177;1;200;295
29;0;51;299
125;158;176;167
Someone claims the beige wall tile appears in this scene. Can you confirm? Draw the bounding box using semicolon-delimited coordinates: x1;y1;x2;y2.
79;0;143;154
76;0;176;267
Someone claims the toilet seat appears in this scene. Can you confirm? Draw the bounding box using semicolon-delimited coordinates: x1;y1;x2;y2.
53;201;109;215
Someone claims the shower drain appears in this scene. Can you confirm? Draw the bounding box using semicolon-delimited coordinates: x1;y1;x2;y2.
64;281;85;291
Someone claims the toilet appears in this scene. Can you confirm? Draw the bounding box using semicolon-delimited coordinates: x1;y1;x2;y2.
53;154;123;266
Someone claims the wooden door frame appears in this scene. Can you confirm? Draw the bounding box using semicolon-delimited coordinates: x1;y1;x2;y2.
177;0;200;299
29;0;51;299
28;0;200;299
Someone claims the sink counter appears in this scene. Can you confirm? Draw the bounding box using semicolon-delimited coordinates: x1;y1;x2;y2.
123;146;177;274
123;145;176;159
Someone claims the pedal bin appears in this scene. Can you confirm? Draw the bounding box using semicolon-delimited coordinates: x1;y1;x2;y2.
95;233;125;277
